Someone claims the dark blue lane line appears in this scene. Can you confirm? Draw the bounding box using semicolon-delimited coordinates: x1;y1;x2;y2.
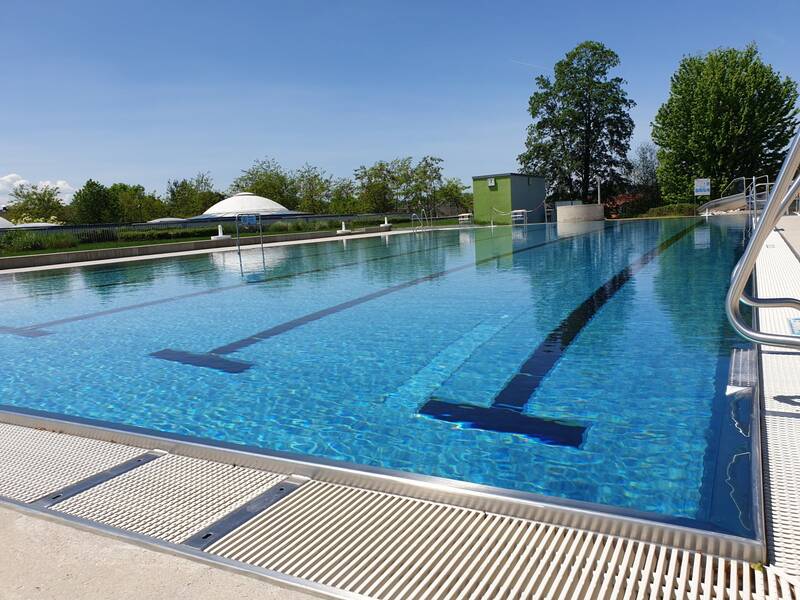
419;399;586;447
154;224;615;371
419;221;700;447
0;325;50;338
150;349;254;373
0;235;470;338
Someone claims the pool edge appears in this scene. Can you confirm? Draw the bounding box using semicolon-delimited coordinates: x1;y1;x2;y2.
0;403;766;562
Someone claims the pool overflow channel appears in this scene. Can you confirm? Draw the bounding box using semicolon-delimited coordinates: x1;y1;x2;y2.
153;221;701;447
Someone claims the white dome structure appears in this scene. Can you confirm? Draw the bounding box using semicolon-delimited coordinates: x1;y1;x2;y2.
0;216;13;229
147;217;186;224
202;192;291;217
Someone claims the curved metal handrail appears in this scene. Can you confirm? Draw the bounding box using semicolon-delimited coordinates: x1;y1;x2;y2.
726;129;800;349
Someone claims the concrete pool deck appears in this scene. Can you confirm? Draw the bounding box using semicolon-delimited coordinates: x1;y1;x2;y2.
1;217;800;598
0;505;314;600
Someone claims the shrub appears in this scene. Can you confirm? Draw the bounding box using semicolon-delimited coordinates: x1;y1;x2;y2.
644;203;698;217
0;231;79;252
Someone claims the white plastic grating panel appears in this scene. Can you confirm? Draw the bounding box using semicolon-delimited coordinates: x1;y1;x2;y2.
757;226;800;577
762;415;800;576
208;480;800;600
53;454;286;543
0;422;144;502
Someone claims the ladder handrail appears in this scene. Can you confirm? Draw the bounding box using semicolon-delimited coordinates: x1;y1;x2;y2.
726;129;800;349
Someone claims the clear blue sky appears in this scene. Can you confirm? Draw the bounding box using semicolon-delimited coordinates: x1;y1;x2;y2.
2;0;799;202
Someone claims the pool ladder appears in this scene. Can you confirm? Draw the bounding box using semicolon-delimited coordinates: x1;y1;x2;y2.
726;127;800;350
411;209;432;232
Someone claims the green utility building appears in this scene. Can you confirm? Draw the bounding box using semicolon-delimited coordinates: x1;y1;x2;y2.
472;173;546;224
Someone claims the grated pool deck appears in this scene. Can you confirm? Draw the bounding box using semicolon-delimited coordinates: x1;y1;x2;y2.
1;218;800;598
758;215;800;577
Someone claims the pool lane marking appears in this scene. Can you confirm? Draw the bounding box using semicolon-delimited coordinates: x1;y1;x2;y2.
418;221;701;446
0;235;471;338
153;224;617;372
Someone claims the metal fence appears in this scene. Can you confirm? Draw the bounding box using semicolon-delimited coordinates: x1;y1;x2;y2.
0;212;418;245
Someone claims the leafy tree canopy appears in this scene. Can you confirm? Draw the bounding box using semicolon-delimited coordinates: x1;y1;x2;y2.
652;44;798;203
166;172;223;217
229;159;299;210
109;183;167;223
6;184;68;223
71;179;119;224
519;40;635;201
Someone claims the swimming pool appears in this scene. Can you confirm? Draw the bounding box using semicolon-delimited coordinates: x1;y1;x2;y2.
0;216;755;537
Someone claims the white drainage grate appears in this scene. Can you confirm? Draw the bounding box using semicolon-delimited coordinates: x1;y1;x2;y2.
53;454;286;543
0;422;144;503
207;480;800;600
756;229;800;579
763;415;800;577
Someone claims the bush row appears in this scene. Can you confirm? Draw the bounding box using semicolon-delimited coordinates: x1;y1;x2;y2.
0;218;393;254
644;203;698;217
0;231;80;252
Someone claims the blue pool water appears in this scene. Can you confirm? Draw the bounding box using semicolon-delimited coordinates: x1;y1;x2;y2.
0;217;754;536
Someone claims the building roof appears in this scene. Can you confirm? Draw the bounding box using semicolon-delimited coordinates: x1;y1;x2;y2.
0;216;13;229
202;192;292;217
472;173;544;180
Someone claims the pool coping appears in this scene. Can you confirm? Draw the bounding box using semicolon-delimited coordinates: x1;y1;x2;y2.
0;401;766;563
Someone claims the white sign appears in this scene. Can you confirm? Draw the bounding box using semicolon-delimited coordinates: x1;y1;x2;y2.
694;178;711;196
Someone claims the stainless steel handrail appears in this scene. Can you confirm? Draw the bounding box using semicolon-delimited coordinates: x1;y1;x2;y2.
726;129;800;348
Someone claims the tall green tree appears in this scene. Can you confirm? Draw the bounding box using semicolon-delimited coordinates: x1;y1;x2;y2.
652;44;798;203
71;179;120;224
109;183;167;223
166;172;223;217
408;156;444;215
438;177;471;213
294;164;332;214
229;158;298;210
6;184;68;223
328;178;362;214
518;41;635;201
354;161;398;213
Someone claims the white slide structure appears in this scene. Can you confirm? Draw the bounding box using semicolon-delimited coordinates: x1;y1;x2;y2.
697;176;771;215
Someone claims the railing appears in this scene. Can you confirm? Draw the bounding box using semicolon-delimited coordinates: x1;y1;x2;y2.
726;129;800;349
234;213;267;279
490;206;544;227
743;176;772;232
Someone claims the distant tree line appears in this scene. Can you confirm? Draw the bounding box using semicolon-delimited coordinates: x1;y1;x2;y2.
6;157;471;225
519;41;798;214
8;43;797;225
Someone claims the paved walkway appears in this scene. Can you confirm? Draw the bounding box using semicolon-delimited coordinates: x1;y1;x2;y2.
0;505;315;600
